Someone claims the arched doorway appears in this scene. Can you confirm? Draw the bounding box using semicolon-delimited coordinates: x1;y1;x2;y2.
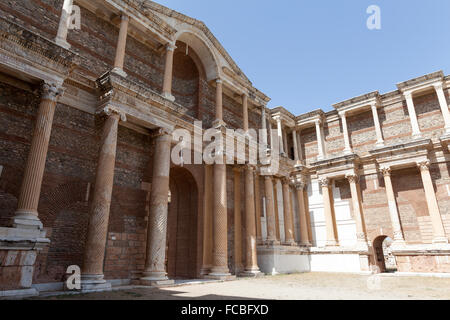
166;167;199;279
373;236;397;273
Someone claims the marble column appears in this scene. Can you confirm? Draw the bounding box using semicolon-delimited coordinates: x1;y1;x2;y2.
296;130;304;163
162;44;176;101
315;119;325;160
82;110;121;289
208;156;231;278
339;111;353;155
319;178;339;246
371;102;385;147
261;106;268;146
254;171;263;243
282;128;289;157
55;0;73;49
112;15;129;77
293;178;311;246
142;129;173;284
243;166;261;275
200;165;213;275
292;130;300;163
273;178;281;241
345;174;368;245
242;94;249;132
264;176;278;244
275;117;285;155
282;178;296;245
417;161;448;243
380;167;405;243
433;83;450;134
404;91;422;139
233;167;244;274
13;83;62;230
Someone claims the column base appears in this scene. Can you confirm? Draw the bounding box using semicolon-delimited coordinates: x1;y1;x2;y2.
375;141;385;148
205;273;236;281
282;240;297;246
161;92;175;102
265;239;280;246
326;240;339;247
55;37;71;50
412;133;423;140
140;278;175;286
240;268;264;278
212;119;227;129
111;67;127;78
80;274;112;293
432;237;449;244
200;266;211;277
11;211;43;230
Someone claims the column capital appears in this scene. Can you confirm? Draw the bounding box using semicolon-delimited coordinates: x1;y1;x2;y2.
338;110;346;118
215;78;223;84
281;176;290;185
41;82;64;102
380;166;391;177
314;118;322;126
152;127;173;139
403;91;413;100
417;160;431;172
98;106;127;122
232;165;244;173
433;82;444;91
345;173;359;184
319;177;330;188
120;14;130;22
291;176;306;190
166;43;177;52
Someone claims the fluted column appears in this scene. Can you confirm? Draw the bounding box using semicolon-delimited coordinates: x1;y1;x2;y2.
13;83;62;230
345;174;368;245
142;129;173;283
82;110;121;287
282;178;296;245
162;43;176;102
319;178;339;246
293;177;311;246
264;176;278;244
233;166;244;274
243;166;261;275
112;15;129;77
315;119;325;160
55;0;73;49
433;83;450;134
417;161;448;244
404;91;422;139
380;167;405;243
200;165;213;275
208;155;231;277
254;171;262;243
339;111;352;155
371;102;385;147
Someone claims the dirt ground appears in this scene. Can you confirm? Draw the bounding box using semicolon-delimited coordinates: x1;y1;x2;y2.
33;272;450;300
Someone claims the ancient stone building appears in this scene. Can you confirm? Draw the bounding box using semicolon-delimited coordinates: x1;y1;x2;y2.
0;0;449;297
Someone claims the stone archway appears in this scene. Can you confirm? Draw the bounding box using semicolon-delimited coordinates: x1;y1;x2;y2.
166;167;199;279
373;235;397;273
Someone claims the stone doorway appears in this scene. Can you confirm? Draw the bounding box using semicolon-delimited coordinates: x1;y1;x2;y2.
166;167;199;279
373;236;397;273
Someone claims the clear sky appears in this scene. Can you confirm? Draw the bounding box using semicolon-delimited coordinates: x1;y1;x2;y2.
156;0;450;114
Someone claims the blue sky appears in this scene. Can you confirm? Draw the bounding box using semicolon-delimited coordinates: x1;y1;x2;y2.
156;0;450;114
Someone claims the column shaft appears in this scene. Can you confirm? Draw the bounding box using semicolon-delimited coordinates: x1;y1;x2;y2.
113;15;129;73
371;103;385;146
273;179;281;241
209;160;230;276
346;174;368;244
82;113;120;279
380;167;405;243
292;130;299;162
242;95;249;132
282;179;296;245
13;83;61;230
162;44;176;100
295;183;310;246
233;167;243;273
200;165;213;275
55;0;73;48
319;178;339;246
340;112;352;154
418;161;448;243
261;106;268;146
215;80;223;122
142;130;172;281
315;120;325;160
244;167;260;273
254;172;262;242
434;84;450;133
276;118;284;155
404;92;422;138
264;176;277;243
